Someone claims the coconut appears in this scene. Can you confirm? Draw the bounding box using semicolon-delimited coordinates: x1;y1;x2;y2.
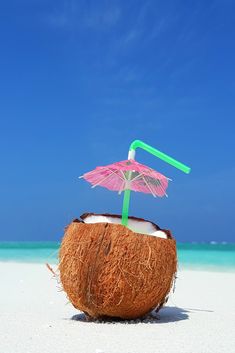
59;213;177;320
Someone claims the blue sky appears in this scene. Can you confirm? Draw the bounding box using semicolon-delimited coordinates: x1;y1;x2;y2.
0;0;234;242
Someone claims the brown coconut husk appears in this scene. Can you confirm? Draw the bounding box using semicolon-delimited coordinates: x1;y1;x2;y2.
59;216;177;320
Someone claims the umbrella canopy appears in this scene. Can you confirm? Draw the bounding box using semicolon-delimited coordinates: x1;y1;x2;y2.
80;159;171;197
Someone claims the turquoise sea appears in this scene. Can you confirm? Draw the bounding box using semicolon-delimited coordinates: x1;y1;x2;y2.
0;242;235;271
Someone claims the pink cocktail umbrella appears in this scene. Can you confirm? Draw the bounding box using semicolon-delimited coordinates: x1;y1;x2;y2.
79;139;191;227
80;159;170;197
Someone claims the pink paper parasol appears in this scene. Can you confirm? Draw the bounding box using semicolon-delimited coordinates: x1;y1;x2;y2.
80;159;171;198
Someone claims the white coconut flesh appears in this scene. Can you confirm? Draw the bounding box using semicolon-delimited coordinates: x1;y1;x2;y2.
82;215;168;239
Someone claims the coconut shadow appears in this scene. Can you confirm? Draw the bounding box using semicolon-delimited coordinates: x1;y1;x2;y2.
70;306;189;324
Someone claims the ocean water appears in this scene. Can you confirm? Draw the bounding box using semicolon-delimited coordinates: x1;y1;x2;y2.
0;242;235;271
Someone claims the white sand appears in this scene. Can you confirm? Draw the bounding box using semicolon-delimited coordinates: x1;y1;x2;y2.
1;262;235;353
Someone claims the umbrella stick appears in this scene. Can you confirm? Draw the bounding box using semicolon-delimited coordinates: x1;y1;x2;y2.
121;139;191;226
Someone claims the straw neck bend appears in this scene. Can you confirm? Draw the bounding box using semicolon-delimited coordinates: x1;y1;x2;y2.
128;139;191;174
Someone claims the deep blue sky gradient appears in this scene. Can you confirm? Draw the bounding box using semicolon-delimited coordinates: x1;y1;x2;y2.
0;0;234;242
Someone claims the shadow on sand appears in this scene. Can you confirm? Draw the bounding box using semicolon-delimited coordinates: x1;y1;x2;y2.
71;306;190;324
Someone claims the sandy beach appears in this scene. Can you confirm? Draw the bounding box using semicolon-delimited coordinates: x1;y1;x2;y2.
1;262;234;353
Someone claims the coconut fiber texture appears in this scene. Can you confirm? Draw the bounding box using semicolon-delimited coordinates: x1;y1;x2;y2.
59;219;177;320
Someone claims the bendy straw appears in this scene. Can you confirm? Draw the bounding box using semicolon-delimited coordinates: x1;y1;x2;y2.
121;139;191;226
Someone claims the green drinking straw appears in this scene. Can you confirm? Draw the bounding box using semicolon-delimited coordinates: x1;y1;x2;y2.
121;139;191;226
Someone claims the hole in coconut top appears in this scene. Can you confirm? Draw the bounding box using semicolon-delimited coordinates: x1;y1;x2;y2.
82;214;168;239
